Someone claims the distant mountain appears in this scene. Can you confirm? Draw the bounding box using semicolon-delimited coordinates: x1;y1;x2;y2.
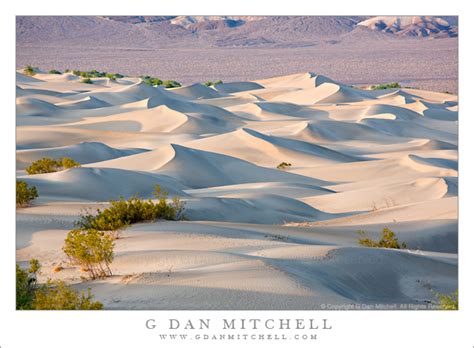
16;16;457;50
357;16;458;38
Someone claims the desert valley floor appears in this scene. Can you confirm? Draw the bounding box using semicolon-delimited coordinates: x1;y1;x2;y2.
16;71;458;309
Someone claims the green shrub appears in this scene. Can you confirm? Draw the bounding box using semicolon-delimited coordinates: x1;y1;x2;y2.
277;162;292;170
23;65;37;76
26;157;80;175
64;69;71;73
142;76;163;86
371;82;402;90
17;259;103;309
16;259;40;309
436;290;458;310
74;185;185;239
48;69;62;74
63;229;114;279
357;227;407;249
16;180;38;208
33;280;103;310
163;80;181;88
81;78;93;84
26;157;60;174
61;157;80;169
204;80;223;87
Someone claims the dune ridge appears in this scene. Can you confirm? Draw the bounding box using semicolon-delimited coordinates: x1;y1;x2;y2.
16;70;457;310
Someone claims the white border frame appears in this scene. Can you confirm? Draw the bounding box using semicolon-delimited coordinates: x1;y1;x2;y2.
1;1;472;347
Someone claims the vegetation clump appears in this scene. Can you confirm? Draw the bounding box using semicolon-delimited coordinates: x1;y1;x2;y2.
203;80;223;87
436;290;458;310
162;80;182;88
141;76;181;88
74;185;185;238
48;69;62;74
63;229;114;279
23;65;37;76
71;69;123;80
277;162;292;170
370;82;402;90
16;259;103;309
357;227;407;249
16;180;38;207
141;76;163;86
33;280;103;310
26;157;80;175
16;259;40;309
81;78;93;84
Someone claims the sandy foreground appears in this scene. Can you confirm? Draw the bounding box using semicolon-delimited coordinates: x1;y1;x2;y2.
16;71;458;309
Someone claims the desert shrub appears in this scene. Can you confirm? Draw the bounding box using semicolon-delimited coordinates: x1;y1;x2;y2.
74;185;185;238
371;82;401;90
277;162;292;170
48;69;62;74
436;290;458;310
26;157;60;174
64;69;71;73
16;180;38;208
61;157;80;169
17;259;103;309
357;227;407;249
23;65;37;76
81;78;93;84
163;80;181;88
26;157;80;174
33;280;103;310
16;259;40;309
72;70;82;76
63;229;114;279
203;80;223;87
142;76;163;86
105;73;117;81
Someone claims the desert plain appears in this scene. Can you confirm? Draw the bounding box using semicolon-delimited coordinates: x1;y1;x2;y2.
16;70;458;309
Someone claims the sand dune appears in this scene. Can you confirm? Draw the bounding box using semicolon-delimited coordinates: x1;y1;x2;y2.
16;141;147;169
19;167;188;202
187;127;362;167
16;70;458;309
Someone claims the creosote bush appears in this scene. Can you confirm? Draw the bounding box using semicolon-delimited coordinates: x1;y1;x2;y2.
16;259;102;310
16;259;40;309
277;162;292;170
63;229;114;279
141;76;181;88
371;82;402;90
72;69;123;79
16;180;38;207
81;78;93;84
141;76;163;86
357;227;407;249
436;290;458;310
162;80;182;88
26;157;80;175
48;69;62;74
74;185;185;239
203;80;223;87
33;280;103;310
23;65;37;76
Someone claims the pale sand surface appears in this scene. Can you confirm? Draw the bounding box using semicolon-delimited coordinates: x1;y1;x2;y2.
16;71;457;309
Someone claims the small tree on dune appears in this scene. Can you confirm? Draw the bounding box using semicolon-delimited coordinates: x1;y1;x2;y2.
16;180;38;208
23;65;36;76
63;229;114;279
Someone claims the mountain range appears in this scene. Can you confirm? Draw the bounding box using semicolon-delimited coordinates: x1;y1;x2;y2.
17;16;458;49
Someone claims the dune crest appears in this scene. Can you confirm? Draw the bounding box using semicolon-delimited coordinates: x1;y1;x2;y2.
16;70;457;310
